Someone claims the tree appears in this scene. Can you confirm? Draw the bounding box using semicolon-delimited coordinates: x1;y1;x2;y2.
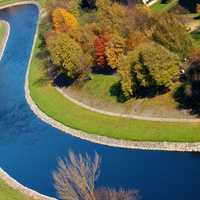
53;151;100;200
46;33;90;79
53;151;137;200
118;55;136;97
96;1;127;35
94;34;109;66
52;8;79;32
118;42;180;97
152;13;194;58
196;3;200;14
126;32;148;51
105;34;126;69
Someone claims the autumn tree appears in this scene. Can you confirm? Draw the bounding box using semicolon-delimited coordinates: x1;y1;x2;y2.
152;13;194;58
126;32;148;51
52;8;79;32
118;55;136;97
96;1;127;35
105;34;126;69
118;42;180;97
94;34;109;66
196;3;200;14
46;33;91;80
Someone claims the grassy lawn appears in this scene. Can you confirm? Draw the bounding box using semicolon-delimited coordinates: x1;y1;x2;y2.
0;179;33;200
80;74;120;102
151;0;179;12
28;36;200;142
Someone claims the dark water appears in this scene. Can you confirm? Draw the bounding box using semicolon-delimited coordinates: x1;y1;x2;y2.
0;4;200;200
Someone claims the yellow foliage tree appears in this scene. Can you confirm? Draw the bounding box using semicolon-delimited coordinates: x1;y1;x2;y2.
52;8;79;32
105;34;126;69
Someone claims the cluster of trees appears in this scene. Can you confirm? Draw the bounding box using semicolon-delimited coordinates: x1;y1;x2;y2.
53;151;137;200
44;0;194;99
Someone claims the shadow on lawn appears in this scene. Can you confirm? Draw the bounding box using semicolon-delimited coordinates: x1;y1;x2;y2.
110;81;168;103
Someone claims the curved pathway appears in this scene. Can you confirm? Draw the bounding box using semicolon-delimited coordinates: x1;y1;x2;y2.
58;88;200;123
1;3;200;200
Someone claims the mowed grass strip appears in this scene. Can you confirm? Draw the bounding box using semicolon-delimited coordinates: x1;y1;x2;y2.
29;37;200;142
0;179;33;200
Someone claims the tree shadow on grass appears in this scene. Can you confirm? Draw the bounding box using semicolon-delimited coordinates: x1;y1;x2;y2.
110;82;168;103
110;82;127;103
92;66;116;75
173;84;200;117
136;85;168;98
53;73;74;88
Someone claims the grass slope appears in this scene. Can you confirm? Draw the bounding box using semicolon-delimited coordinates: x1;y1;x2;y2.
0;180;32;200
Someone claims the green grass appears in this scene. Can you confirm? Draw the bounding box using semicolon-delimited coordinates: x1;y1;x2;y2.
28;37;200;142
0;179;33;200
151;0;179;12
80;74;120;102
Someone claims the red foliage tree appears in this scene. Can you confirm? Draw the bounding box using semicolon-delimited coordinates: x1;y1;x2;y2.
94;34;109;66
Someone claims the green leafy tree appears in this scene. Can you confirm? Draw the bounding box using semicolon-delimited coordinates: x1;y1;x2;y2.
105;34;126;69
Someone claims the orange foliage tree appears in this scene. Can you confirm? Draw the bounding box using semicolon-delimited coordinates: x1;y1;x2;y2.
94;34;109;66
197;3;200;14
52;8;79;32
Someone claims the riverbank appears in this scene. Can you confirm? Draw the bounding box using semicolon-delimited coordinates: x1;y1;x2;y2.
0;169;57;200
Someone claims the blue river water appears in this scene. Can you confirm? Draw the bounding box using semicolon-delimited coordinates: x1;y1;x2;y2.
0;4;200;200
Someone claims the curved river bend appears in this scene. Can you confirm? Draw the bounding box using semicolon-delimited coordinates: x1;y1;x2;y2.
0;4;200;200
